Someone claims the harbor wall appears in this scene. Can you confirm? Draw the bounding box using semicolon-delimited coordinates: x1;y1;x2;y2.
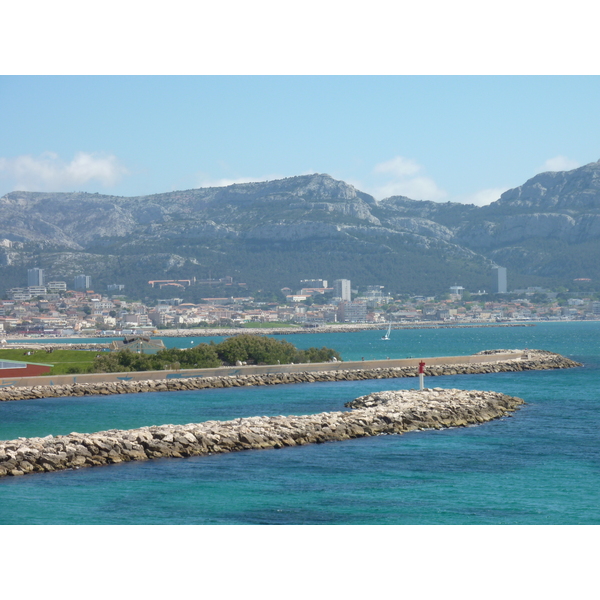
0;350;581;402
0;388;525;478
1;351;526;389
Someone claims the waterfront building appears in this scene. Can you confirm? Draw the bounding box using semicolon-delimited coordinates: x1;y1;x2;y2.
333;279;351;302
0;358;52;377
337;300;367;323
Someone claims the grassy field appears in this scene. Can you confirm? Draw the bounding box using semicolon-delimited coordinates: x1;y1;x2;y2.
0;348;99;375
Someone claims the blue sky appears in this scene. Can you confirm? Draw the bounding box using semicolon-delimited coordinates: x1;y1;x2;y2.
3;3;599;207
2;75;599;205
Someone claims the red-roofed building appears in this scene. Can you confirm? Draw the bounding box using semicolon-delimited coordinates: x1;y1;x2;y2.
0;359;53;378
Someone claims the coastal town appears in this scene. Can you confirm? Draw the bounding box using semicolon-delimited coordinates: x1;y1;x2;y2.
2;269;599;338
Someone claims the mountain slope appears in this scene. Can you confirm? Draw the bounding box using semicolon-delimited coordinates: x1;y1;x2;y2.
2;163;600;297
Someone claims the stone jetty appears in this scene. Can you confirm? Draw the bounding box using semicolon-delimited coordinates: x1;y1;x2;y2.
0;388;524;478
0;349;580;402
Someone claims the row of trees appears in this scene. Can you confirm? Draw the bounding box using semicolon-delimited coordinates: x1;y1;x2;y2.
93;334;342;373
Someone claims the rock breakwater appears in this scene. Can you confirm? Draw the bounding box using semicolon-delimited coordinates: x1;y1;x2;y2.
0;349;580;402
0;388;524;478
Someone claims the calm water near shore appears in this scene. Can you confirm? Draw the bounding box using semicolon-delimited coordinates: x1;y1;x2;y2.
1;321;599;524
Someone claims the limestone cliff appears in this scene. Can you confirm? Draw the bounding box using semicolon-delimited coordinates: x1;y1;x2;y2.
2;163;600;295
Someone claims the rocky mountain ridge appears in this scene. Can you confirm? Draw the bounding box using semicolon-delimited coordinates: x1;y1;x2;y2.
2;162;600;295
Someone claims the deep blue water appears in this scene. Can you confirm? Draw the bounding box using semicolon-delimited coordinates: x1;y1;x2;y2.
1;322;599;524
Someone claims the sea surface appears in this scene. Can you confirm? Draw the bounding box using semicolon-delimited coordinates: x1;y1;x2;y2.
1;321;599;524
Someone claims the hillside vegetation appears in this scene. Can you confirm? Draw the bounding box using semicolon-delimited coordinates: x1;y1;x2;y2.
3;162;600;296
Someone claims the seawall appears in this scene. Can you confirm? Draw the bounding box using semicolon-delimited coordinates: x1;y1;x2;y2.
0;388;525;478
0;349;580;402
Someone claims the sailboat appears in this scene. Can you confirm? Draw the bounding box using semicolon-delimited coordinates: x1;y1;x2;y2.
381;323;391;340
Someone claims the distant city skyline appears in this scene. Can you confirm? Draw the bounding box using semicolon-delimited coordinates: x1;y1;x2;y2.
1;76;599;206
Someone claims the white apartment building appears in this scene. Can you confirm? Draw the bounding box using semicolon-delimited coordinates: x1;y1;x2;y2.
333;279;351;302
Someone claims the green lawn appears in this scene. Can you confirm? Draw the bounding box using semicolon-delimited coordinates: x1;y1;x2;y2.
0;348;99;375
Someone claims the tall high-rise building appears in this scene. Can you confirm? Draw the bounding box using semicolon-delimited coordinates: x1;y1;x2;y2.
496;267;507;294
300;279;328;289
333;279;351;302
74;275;92;290
27;268;44;287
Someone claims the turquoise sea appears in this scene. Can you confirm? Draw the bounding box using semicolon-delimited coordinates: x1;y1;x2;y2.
1;322;599;524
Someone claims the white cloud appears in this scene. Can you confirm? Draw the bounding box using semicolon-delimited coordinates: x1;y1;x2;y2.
370;155;447;201
540;155;580;173
0;151;128;191
342;176;367;192
196;176;262;188
461;187;508;206
195;173;286;189
374;177;447;201
373;156;421;178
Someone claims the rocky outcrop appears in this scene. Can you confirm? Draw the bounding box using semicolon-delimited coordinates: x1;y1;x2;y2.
0;388;524;478
456;159;600;240
5;165;600;297
0;349;580;402
243;222;345;241
490;160;600;211
381;216;454;241
0;174;376;248
458;212;600;248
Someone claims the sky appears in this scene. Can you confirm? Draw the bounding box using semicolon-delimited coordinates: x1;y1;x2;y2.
2;76;599;206
2;4;599;206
